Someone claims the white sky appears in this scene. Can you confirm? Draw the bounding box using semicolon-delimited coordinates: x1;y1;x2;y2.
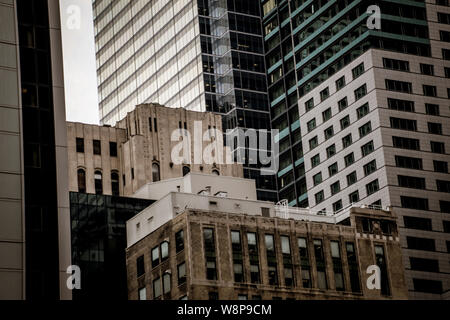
60;0;99;124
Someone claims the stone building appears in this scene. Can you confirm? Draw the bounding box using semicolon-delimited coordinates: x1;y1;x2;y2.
126;185;408;300
67;103;243;197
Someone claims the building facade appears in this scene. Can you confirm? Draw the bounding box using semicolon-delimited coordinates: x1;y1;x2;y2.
67;103;243;197
126;197;408;300
92;0;277;202
262;0;449;298
0;0;71;299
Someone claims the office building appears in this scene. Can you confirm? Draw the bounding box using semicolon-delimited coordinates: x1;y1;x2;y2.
262;0;449;298
67;103;243;197
92;0;277;202
0;0;71;299
126;173;408;300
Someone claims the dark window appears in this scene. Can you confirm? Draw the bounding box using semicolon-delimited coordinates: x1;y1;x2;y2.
338;97;348;111
333;200;343;212
425;104;439;116
395;156;422;170
76;138;84;153
420;63;434;75
390;117;417;131
346;242;360;293
349;190;359;203
177;262;186;285
148;117;152;132
182;166;190;176
385;79;412;93
204;228;217;280
331;241;344;291
137;255;145;277
358;122;372;138
77;168;86;193
413;279;442;294
366;179;379;195
314;239;327;289
320;87;329;101
354;84;367;100
347;171;357;186
111;171;119;196
335;76;345;91
375;245;390;296
93;140;101;155
176;230;184;253
298;238;311;288
398;175;426;189
387;98;414;112
94;170;103;195
423;85;437;97
315;190;324;204
361;141;374;157
154;118;158;132
313;172;322;186
352;63;364;79
307;118;316;132
356;102;369;119
342;134;352;148
109;142;117;157
309;136;318;150
330;181;340;195
434;160;448;173
326;144;336;158
383;58;409;71
403;216;432;231
392;136;420;150
305;98;314;111
437;180;450;193
311;154;320;167
428;122;442;135
340;115;350;130
322;108;332;122
407;236;435;251
363;160;377;176
324;126;334;140
401;196;429;210
431;141;445;154
441;201;450;213
344;153;355;167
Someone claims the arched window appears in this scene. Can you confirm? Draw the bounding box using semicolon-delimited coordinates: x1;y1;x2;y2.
94;170;103;195
182;166;190;176
152;163;160;182
111;171;119;196
77;168;86;193
212;169;220;176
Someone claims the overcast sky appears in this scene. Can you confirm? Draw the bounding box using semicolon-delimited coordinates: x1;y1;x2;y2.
60;0;99;124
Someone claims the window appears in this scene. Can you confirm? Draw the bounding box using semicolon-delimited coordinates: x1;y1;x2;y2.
440;30;450;42
152;163;160;182
442;48;450;60
314;239;327;289
340;115;350;130
328;162;338;177
401;196;429;210
428;122;442;135
311;154;320;167
385;79;412;93
307;118;316;132
324;126;334;140
326;144;336;158
403;216;432;231
363;160;377;176
94;170;103;195
392;136;420;150
231;230;244;283
437;180;450;193
407;236;435;251
154;118;158;132
383;58;409;71
111;171;119;196
313;172;322;186
438;12;450;24
354;84;367;100
305;97;314;111
153;277;161;299
93;140;101;155
344;153;355;167
177;262;186;285
420;63;434;75
315;190;324;204
320;87;329;101
335;76;345;91
309;136;318;150
176;230;184;253
298;238;311;288
358;122;372;138
431;141;445;154
346;242;360;293
342;134;352;148
322;108;332;122
352;63;364;79
410;258;439;273
375;245;390;296
425;104;439;116
355;103;369;119
347;171;357;186
390;117;417;131
434;160;448;173
349;190;359;203
182;166;190;176
148;117;152;131
330;181;340;195
77;168;86;193
338;97;348;111
441;201;450;213
387;98;414;112
138;287;146;300
163;273;171;294
109;142;117;157
151;246;159;268
160;241;169;262
137;255;145;277
398;175;426;189
361;141;374;157
76;138;84;153
366;179;379;195
423;85;437;97
204;228;217;280
413;279;443;294
333;200;343;212
331;241;344;291
265;234;277;285
395;156;423;170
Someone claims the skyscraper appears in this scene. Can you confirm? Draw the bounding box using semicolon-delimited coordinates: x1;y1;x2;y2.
0;0;71;299
92;0;278;202
262;0;449;298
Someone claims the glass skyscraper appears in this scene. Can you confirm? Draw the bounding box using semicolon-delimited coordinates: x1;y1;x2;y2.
262;0;449;298
93;0;277;201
